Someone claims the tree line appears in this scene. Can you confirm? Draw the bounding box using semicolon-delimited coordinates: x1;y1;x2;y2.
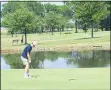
1;1;110;44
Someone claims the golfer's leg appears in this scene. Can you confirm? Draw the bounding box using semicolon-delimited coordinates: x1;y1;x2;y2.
27;63;30;75
25;62;29;74
24;62;30;78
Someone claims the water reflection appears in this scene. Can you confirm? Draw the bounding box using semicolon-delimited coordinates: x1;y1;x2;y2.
68;50;110;68
1;56;10;69
1;50;110;69
43;58;78;68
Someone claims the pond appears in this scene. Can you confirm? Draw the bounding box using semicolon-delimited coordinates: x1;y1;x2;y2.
1;50;110;69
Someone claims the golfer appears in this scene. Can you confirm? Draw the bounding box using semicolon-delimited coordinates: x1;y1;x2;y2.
21;41;37;78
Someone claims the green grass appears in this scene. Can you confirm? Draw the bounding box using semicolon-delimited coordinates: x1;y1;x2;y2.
1;29;110;50
1;68;110;90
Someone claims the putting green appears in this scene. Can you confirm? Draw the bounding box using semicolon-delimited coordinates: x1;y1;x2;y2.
1;68;110;90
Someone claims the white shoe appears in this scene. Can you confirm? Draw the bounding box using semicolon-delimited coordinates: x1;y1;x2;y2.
28;75;31;78
24;74;31;79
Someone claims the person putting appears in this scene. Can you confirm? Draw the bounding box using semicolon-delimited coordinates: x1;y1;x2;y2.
21;41;37;78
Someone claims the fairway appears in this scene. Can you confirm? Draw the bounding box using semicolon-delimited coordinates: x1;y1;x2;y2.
1;30;110;51
1;68;110;90
1;2;110;90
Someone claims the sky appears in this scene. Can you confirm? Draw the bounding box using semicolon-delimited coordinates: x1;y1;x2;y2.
41;1;64;5
1;1;64;6
1;1;64;10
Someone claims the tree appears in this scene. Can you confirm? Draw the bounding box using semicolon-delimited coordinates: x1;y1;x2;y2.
45;11;57;35
2;7;36;44
100;2;111;31
2;13;16;37
32;16;46;34
1;2;45;17
56;14;67;34
71;1;110;37
44;3;58;13
62;2;78;33
45;11;66;35
25;2;45;17
1;2;21;17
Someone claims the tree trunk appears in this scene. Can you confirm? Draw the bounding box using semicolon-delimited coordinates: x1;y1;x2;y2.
57;27;59;32
96;23;98;32
91;22;94;38
24;29;27;44
92;50;95;61
41;26;44;33
11;30;14;37
75;20;78;33
105;23;108;31
52;27;53;35
83;24;87;33
60;28;61;34
62;25;64;31
49;28;51;35
12;33;13;37
101;26;104;31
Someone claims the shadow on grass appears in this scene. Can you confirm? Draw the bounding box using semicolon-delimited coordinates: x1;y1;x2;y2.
31;75;40;78
69;78;76;81
12;43;30;46
12;43;26;46
74;37;101;40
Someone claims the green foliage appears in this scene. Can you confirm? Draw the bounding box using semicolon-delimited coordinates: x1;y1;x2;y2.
2;2;21;17
1;1;110;36
72;2;110;24
25;2;45;17
45;11;67;34
3;7;35;33
3;53;24;69
56;14;67;28
69;1;110;37
44;3;58;13
45;11;57;27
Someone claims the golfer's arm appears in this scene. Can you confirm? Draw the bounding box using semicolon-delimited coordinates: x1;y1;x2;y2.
27;52;31;62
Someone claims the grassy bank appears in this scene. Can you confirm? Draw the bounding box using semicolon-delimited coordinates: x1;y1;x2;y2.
1;68;110;90
1;30;110;53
